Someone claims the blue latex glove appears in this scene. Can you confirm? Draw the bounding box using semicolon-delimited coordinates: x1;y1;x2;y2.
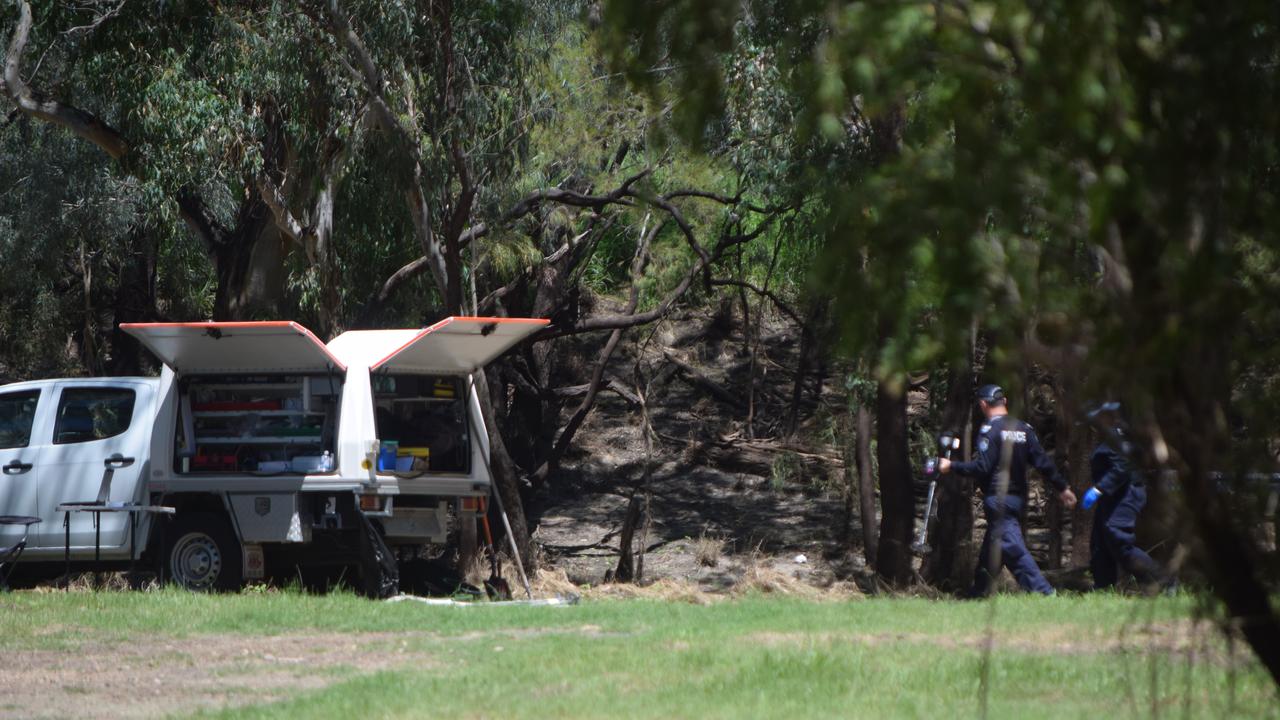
1082;486;1102;510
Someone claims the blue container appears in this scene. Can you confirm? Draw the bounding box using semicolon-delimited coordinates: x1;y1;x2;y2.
377;441;398;471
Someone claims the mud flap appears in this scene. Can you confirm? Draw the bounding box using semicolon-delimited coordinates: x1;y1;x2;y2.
356;512;399;599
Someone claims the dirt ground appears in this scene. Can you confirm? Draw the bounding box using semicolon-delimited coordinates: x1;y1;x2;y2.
0;631;432;719
0;624;623;720
528;312;869;592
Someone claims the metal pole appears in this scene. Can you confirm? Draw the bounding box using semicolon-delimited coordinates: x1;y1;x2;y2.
467;374;532;599
63;512;70;591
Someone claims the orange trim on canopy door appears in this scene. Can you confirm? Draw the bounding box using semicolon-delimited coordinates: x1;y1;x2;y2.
370;316;550;373
119;320;347;372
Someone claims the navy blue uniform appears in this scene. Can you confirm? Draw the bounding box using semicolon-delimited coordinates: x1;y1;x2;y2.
1089;435;1161;589
951;414;1065;596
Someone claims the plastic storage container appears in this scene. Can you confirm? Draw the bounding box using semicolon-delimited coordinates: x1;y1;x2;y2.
292;451;333;472
377;441;398;471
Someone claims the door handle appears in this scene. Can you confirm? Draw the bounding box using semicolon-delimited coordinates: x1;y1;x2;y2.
104;454;135;468
2;460;32;474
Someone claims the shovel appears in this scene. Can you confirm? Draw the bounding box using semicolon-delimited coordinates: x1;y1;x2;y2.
479;510;512;600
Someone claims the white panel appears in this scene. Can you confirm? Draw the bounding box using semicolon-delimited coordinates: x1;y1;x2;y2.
368;317;548;374
121;322;345;374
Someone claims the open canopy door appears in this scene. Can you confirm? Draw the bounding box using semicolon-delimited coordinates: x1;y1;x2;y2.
370;316;549;374
120;321;345;374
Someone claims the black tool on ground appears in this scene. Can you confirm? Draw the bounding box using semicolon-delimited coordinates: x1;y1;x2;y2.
912;433;959;555
479;509;511;600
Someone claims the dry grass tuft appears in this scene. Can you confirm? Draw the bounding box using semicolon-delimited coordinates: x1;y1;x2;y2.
693;532;726;568
730;555;864;601
40;572;158;593
528;567;581;598
732;564;827;600
589;578;717;605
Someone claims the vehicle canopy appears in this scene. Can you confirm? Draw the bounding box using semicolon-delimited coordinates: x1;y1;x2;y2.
120;321;345;374
326;317;548;374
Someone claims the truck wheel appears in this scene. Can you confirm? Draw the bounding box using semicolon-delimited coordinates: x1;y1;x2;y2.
166;513;242;592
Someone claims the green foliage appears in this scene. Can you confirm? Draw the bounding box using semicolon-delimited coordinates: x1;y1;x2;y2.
769;450;801;491
601;0;1280;441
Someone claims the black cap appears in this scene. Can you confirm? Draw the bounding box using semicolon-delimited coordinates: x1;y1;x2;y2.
976;384;1004;403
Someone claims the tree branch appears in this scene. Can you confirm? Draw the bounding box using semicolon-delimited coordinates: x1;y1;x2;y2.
63;1;128;37
376;171;650;311
708;278;806;328
327;0;449;305
531;213;656;486
257;174;309;250
543;216;778;339
550;377;641;406
176;190;228;252
3;0;129;159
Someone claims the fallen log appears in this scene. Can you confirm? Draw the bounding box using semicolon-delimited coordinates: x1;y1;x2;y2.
662;350;745;410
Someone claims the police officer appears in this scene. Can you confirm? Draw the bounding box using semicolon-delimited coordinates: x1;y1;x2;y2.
939;384;1077;596
1081;403;1164;591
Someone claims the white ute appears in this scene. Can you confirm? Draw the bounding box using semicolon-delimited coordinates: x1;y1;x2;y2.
0;316;547;594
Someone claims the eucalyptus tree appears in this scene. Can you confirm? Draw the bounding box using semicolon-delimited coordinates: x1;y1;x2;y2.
603;0;1280;683
1;0;367;331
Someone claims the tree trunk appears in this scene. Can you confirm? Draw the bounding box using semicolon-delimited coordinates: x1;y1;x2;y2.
1157;356;1280;687
874;379;913;586
614;489;646;582
615;366;654;583
856;403;877;568
925;361;977;589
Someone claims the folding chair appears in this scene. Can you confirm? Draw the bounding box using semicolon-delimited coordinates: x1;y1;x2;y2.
0;515;41;591
59;463;174;589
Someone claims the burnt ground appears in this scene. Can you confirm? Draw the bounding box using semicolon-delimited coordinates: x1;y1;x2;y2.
523;300;1109;595
526;305;867;591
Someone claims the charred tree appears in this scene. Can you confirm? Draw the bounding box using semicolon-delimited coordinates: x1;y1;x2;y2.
875;378;913;586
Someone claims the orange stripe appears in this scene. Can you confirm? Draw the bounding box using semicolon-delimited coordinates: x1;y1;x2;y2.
447;316;550;325
119;321;299;329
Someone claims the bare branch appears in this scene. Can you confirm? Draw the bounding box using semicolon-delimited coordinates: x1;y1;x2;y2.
176;190;228;252
662;349;746;410
63;1;127;37
662;188;781;214
377;171;650;311
327;0;452;308
546;216;778;338
257;174;309;249
458;168;652;250
708;278;806;328
531;213;656;486
3;0;129;159
550;377;641;406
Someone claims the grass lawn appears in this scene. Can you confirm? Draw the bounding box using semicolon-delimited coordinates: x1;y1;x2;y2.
0;589;1275;719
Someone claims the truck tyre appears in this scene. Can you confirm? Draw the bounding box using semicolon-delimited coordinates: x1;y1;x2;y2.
166;512;242;592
